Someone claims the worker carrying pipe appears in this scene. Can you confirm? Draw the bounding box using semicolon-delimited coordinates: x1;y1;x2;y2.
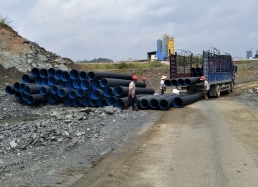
200;76;210;100
124;75;139;111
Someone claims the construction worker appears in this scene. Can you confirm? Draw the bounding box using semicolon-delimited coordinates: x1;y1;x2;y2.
142;77;147;88
124;75;139;111
160;75;167;95
200;76;209;100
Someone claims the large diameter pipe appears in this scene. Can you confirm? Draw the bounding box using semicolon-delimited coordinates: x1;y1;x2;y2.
47;68;59;77
66;79;75;90
81;80;91;90
89;98;98;107
35;77;42;85
92;80;101;90
61;71;70;81
164;79;171;87
87;88;93;97
15;91;23;100
177;78;185;86
26;94;48;105
87;71;133;81
58;88;69;98
100;78;146;88
48;93;61;104
40;86;51;96
59;80;67;88
170;79;179;86
22;92;28;101
22;74;35;83
48;76;59;86
150;95;173;109
184;77;201;86
139;95;159;109
64;96;73;106
79;71;87;80
69;90;77;99
24;85;42;95
70;69;84;80
41;78;49;86
5;85;15;94
73;98;82;108
13;82;21;91
103;87;114;97
115;97;128;109
92;89;103;99
158;94;180;110
55;69;63;80
31;68;41;77
77;88;86;97
107;96;117;106
73;79;81;89
82;96;90;107
19;83;36;93
97;98;107;108
39;68;48;78
114;86;155;97
51;85;62;94
173;93;202;108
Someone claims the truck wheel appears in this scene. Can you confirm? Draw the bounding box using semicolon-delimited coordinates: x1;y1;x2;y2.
230;83;233;92
226;83;231;94
216;85;221;98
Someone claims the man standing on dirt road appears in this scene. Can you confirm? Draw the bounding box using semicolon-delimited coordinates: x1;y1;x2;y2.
124;75;139;111
160;75;167;95
200;76;209;100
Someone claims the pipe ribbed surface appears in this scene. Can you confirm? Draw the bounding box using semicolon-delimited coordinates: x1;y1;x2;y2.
35;77;42;85
41;78;49;86
100;78;146;88
184;77;201;86
59;80;67;88
48;76;59;86
97;98;107;108
47;68;59;77
48;94;61;104
89;98;98;107
107;96;116;106
72;98;82;108
64;96;73;106
66;79;75;90
19;83;36;92
40;86;51;96
87;71;133;81
170;79;179;86
22;74;35;83
164;79;171;87
103;87;114;97
139;95;158;109
92;89;103;99
149;95;172;109
69;90;77;99
58;88;69;98
177;78;185;86
70;69;81;80
158;94;179;110
5;85;15;94
39;68;48;78
81;80;91;90
73;79;81;89
27;94;48;105
115;97;128;109
173;93;202;108
77;88;86;97
114;86;155;98
31;68;42;77
79;71;87;80
24;85;42;95
51;85;61;94
13;82;21;91
82;96;90;106
55;69;63;80
15;91;23;100
61;71;70;81
92;80;101;90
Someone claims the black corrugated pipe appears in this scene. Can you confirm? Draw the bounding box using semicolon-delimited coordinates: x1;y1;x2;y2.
158;94;180;110
13;82;21;91
15;91;23;100
170;79;179;86
116;95;148;109
23;85;42;95
72;98;82;108
26;94;48;105
48;93;61;104
81;80;91;90
55;69;63;80
40;86;51;96
39;68;48;78
184;77;201;86
114;86;155;98
79;71;88;80
47;68;60;77
22;74;35;83
139;95;160;109
173;93;202;108
31;68;42;77
103;87;114;97
70;69;83;80
19;83;36;93
149;95;172;109
97;98;108;108
100;78;146;88
48;76;59;86
61;71;70;81
87;71;133;81
5;85;15;94
164;79;171;87
177;78;185;86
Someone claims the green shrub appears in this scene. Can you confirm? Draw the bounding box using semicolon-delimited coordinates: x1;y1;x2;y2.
0;14;11;26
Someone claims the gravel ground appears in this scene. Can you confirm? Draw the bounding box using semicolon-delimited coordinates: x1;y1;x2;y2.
0;87;160;187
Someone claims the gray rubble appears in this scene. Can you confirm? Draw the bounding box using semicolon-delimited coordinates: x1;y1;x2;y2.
0;92;160;187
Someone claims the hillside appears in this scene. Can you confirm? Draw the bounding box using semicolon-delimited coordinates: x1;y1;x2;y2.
0;23;79;87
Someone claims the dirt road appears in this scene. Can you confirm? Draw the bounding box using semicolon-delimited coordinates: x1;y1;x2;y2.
70;87;258;187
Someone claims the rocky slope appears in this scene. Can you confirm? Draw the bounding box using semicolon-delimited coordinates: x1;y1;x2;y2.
0;23;78;75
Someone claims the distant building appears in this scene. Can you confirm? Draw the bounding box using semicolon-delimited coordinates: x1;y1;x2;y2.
256;50;258;55
246;50;252;59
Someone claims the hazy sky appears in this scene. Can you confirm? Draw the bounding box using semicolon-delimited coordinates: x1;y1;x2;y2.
1;0;257;61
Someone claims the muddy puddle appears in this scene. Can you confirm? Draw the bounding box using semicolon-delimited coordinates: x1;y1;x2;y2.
0;114;50;126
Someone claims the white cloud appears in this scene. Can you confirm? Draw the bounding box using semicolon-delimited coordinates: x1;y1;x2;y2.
1;0;258;61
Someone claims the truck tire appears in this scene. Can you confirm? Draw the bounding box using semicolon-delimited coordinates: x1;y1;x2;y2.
230;83;233;92
216;85;220;98
226;83;232;94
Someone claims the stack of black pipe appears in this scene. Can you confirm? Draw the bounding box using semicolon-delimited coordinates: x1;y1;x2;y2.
164;77;202;87
5;68;202;110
